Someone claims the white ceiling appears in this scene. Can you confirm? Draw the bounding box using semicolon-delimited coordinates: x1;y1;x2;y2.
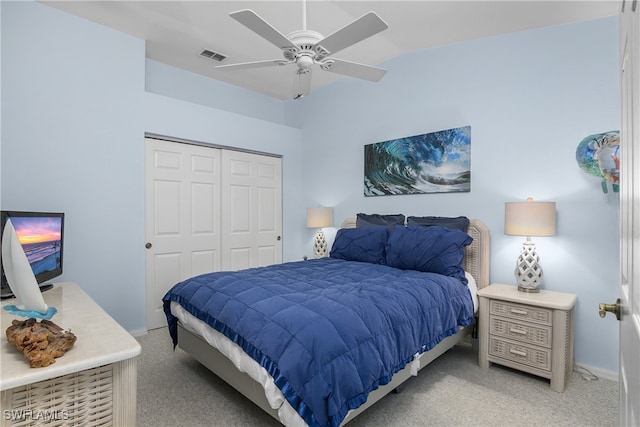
42;1;619;100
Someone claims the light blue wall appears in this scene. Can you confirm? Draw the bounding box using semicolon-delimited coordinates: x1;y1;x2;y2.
1;0;620;373
1;1;305;334
145;59;297;127
300;17;620;374
1;0;146;332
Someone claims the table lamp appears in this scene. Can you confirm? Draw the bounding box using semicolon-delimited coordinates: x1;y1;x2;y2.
504;197;556;292
307;207;333;258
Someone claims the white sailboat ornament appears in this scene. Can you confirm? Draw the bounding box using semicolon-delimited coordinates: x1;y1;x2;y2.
2;218;56;318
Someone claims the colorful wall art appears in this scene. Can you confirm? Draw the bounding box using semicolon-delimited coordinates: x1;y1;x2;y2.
364;126;471;196
575;130;620;193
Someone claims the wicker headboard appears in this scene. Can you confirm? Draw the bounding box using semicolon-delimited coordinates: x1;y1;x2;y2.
339;218;490;290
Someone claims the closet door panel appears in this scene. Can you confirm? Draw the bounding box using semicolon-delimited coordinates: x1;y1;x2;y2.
145;138;221;329
222;151;282;270
253;156;282;267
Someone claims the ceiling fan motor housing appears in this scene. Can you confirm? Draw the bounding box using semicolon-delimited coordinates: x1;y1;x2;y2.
283;30;328;62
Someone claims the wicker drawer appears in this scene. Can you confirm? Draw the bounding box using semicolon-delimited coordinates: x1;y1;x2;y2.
489;316;552;348
489;336;551;371
2;364;114;427
490;300;552;326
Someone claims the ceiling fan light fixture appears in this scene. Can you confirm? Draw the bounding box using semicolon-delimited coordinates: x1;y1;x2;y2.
297;55;314;72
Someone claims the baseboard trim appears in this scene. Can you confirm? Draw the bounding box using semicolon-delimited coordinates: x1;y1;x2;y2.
129;328;148;338
575;363;618;382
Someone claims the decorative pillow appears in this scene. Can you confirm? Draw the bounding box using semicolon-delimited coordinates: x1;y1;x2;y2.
406;215;470;232
356;213;405;228
385;225;473;283
330;227;388;264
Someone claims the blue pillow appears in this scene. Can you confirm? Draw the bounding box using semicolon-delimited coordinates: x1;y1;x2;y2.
385;225;473;283
330;227;388;264
356;213;405;228
406;216;470;232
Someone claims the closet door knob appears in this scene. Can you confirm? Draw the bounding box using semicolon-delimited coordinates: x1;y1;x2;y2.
277;236;281;241
145;243;152;249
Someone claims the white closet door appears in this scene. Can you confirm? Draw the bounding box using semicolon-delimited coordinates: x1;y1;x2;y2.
221;150;282;271
144;138;221;330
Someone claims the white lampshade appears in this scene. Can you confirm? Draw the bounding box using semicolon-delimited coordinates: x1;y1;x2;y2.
307;207;333;228
505;199;556;237
307;207;333;258
504;198;556;293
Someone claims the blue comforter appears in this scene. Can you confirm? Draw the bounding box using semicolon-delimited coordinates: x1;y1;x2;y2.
163;258;474;427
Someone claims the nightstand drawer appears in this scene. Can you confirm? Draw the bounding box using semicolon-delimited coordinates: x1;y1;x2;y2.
490;316;552;347
490;300;552;326
489;336;551;371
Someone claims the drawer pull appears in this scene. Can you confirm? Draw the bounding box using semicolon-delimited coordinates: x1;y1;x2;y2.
509;327;528;335
509;348;527;357
510;308;528;315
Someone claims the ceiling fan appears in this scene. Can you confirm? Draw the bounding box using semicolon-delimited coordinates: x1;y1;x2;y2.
215;1;389;99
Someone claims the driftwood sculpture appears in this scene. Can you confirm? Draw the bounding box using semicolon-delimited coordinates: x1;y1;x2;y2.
5;318;77;368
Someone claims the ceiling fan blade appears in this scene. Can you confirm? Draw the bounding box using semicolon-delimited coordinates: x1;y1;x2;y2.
321;59;387;82
216;59;291;71
315;12;388;56
230;9;298;51
294;70;312;99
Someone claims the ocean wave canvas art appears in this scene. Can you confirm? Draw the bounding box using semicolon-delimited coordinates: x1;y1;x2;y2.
364;126;471;196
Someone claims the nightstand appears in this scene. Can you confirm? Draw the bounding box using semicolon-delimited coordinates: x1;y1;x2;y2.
478;284;577;392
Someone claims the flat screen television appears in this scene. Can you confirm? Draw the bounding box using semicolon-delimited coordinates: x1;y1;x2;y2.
0;210;64;299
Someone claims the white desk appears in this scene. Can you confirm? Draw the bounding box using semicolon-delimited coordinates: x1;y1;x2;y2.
1;282;141;426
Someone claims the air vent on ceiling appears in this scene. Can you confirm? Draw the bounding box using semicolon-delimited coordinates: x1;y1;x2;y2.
200;49;227;63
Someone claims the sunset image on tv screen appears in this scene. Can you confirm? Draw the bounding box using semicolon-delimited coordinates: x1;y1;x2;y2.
9;217;62;276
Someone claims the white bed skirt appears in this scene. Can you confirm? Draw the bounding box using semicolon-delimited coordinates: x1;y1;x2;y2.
171;301;308;426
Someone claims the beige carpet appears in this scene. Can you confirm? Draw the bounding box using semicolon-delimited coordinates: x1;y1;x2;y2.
136;328;618;427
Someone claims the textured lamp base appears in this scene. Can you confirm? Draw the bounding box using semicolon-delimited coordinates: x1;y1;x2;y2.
515;240;543;292
313;230;328;258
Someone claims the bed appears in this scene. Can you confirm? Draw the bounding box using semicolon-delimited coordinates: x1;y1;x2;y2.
163;216;490;427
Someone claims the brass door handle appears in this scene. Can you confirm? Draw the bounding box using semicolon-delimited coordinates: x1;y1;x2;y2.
598;298;621;321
